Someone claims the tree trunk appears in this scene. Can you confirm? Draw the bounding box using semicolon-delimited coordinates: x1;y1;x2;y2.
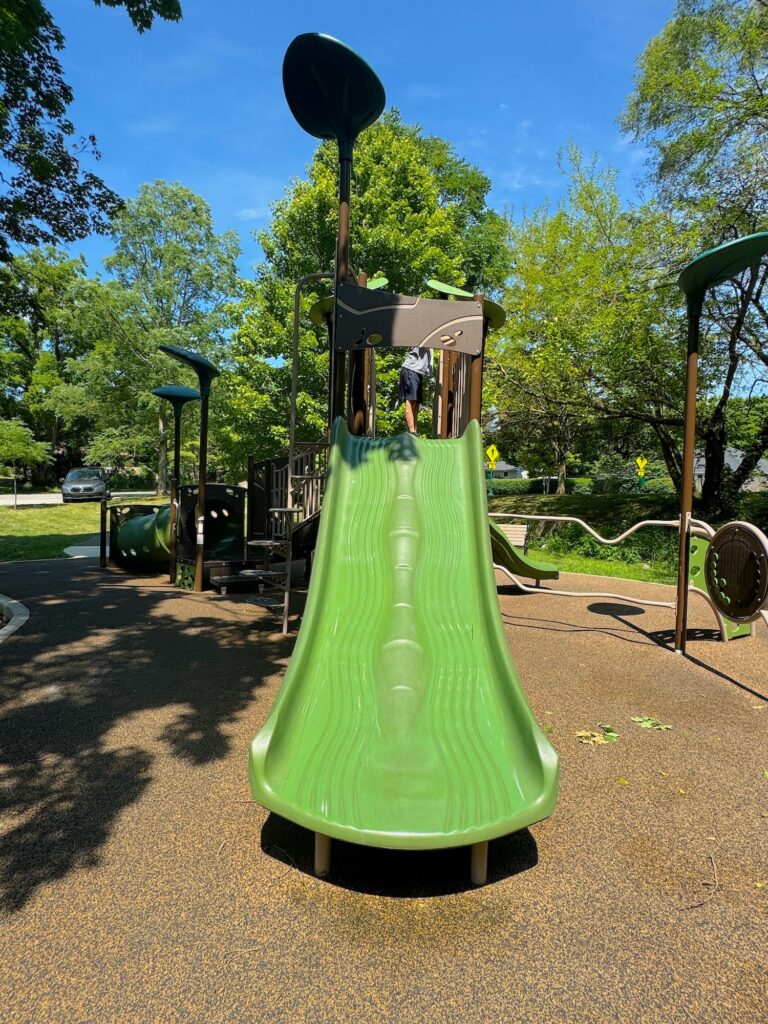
701;422;727;515
158;409;168;495
652;423;683;497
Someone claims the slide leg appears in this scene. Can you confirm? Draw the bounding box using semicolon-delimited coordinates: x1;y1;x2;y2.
314;833;331;877
471;841;488;886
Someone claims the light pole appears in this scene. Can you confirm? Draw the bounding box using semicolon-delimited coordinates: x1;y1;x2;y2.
674;231;768;653
151;384;201;585
159;346;220;592
282;33;385;436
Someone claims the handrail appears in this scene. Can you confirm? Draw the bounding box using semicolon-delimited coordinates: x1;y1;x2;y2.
488;512;680;546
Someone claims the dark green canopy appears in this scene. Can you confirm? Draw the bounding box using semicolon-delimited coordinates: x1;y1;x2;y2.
151;385;201;418
159;345;220;397
282;34;385;161
679;232;768;310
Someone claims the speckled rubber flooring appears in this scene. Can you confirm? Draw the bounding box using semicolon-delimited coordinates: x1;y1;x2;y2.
1;559;766;1024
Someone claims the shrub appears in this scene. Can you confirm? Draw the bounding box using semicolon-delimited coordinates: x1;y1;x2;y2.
488;476;594;496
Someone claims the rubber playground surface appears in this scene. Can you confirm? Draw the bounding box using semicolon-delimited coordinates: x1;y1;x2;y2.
1;558;766;1024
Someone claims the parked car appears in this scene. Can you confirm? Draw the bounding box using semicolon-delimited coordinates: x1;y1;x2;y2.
61;467;111;503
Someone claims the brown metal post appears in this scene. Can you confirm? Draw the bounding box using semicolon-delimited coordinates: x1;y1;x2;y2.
99;499;107;568
349;270;367;434
194;394;209;593
169;410;182;585
468;294;486;426
246;455;255;542
674;303;701;654
330;158;352;430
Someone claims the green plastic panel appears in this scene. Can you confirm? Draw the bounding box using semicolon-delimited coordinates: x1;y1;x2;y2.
688;534;751;640
426;279;507;330
489;519;559;581
678;232;768;305
249;420;559;849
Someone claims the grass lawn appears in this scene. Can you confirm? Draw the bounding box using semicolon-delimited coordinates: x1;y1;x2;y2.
0;499;168;562
527;546;676;585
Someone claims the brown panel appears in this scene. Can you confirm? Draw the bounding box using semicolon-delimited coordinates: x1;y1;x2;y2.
334;283;483;355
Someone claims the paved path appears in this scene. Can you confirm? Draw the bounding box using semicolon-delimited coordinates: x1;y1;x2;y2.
0;490;156;507
0;559;766;1023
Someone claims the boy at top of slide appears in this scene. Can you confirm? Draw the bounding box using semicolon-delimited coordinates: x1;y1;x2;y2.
396;346;432;435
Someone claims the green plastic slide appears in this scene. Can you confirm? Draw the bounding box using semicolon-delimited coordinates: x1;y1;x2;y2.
249;419;559;849
488;518;559;582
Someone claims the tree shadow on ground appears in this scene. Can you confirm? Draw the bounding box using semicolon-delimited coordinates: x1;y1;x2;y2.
0;560;292;913
261;813;538;897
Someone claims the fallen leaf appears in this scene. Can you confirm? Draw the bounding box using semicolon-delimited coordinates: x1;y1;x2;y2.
755;881;766;889
542;725;554;735
577;731;607;746
763;770;768;781
598;723;620;743
617;777;629;785
659;771;671;778
630;715;672;731
678;788;686;795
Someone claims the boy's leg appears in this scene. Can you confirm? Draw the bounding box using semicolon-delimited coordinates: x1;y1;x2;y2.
404;399;419;433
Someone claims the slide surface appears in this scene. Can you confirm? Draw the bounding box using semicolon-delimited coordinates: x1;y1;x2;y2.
489;518;559;582
249;420;558;849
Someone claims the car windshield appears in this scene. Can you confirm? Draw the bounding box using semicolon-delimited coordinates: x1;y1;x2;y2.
66;469;102;481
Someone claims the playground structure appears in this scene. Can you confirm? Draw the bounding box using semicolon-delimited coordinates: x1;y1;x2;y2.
490;232;768;649
104;348;263;590
247;32;559;887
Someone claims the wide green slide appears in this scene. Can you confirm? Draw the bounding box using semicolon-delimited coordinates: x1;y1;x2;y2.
489;518;559;582
249;419;559;849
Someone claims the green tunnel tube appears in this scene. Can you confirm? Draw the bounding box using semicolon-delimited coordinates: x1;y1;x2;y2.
113;506;172;568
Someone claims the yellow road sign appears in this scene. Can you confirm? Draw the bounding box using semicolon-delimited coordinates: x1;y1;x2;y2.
486;444;500;463
636;455;648;477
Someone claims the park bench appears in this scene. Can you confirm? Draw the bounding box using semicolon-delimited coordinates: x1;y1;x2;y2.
499;521;529;554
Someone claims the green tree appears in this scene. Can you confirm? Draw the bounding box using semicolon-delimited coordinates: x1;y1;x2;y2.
223;111;510;474
74;181;240;490
0;419;50;494
486;151;692;495
0;247;93;479
622;0;768;512
0;0;181;262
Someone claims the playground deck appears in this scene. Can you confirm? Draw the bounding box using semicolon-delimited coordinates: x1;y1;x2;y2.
0;559;765;1024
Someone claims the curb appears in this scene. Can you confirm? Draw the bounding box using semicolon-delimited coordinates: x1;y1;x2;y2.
0;593;30;644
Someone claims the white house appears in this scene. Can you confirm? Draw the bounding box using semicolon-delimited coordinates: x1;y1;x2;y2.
693;448;768;492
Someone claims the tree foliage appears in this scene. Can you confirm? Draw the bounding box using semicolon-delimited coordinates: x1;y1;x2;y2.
0;417;50;469
0;0;181;262
623;0;768;512
76;181;240;489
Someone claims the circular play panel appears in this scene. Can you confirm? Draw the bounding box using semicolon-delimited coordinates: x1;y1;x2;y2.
704;521;768;622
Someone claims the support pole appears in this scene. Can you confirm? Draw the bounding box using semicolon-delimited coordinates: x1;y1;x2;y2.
674;300;701;654
468;294;486;426
471;841;488;886
349;270;367;435
314;833;331;877
169;409;182;585
99;499;107;569
330;158;352;430
194;394;209;593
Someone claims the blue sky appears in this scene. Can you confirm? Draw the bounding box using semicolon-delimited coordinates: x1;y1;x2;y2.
52;0;673;277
